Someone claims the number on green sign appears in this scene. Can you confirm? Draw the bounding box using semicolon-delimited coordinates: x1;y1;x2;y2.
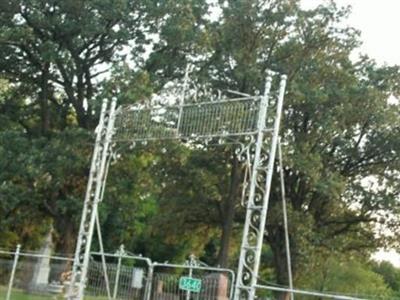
179;277;202;293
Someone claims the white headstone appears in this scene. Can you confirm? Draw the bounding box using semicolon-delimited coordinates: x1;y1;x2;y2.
30;229;53;290
131;268;144;288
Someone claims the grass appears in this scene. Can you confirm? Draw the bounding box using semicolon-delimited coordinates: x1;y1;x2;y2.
0;286;109;300
0;286;55;300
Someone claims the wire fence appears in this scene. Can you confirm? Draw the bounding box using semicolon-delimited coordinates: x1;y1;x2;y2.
87;250;152;300
0;245;235;300
1;245;391;300
0;245;72;300
150;261;235;300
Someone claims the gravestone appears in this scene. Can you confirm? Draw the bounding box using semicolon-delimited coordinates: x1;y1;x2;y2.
202;273;229;300
154;280;179;300
131;267;144;289
29;229;53;291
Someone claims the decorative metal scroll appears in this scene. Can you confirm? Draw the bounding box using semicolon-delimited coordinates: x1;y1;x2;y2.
113;97;261;143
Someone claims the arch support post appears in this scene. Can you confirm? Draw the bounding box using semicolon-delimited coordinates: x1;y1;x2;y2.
68;98;117;300
234;74;287;300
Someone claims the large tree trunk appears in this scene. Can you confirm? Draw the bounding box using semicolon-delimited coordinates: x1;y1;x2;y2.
56;218;77;257
53;218;77;275
217;153;241;267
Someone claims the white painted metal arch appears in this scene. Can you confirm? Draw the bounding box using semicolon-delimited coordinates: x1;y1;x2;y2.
68;71;287;300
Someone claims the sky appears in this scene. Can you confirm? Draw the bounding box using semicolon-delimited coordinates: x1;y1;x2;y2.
301;0;400;66
302;0;400;267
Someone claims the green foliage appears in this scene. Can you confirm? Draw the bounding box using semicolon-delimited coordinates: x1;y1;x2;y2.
372;261;400;297
0;0;159;252
146;0;400;284
0;130;48;248
0;2;400;297
0;0;151;128
297;256;394;299
98;65;154;105
0;128;92;249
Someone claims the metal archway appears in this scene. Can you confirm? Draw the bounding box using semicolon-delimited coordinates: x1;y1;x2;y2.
67;71;287;300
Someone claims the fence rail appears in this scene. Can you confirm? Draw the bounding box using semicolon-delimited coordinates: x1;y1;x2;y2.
0;245;235;300
0;245;74;300
151;261;235;300
1;245;382;300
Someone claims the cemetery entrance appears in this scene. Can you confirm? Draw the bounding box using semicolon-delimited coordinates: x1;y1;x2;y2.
149;257;235;300
67;70;287;300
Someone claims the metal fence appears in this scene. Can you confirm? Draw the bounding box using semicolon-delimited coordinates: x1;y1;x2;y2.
0;246;18;300
150;258;235;300
0;245;235;300
0;245;73;300
1;245;387;300
87;249;152;300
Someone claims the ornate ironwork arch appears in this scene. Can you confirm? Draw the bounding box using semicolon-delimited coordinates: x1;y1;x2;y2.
68;71;287;300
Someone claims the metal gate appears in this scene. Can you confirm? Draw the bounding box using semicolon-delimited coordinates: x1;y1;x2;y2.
86;248;152;300
149;256;235;300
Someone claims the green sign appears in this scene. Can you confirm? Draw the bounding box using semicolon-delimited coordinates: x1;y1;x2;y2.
179;277;202;293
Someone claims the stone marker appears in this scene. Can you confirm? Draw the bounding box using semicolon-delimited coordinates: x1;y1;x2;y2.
202;273;229;300
29;229;53;291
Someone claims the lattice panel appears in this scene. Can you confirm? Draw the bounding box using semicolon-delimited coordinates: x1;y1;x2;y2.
113;97;261;142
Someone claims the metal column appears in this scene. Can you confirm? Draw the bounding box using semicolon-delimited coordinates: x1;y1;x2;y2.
68;98;118;300
234;74;287;299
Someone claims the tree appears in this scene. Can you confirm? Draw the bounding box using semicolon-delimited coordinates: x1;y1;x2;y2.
150;143;246;266
372;261;400;297
145;0;400;294
1;2;400;299
0;127;93;252
0;79;46;248
297;256;394;299
0;0;149;130
0;0;155;253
